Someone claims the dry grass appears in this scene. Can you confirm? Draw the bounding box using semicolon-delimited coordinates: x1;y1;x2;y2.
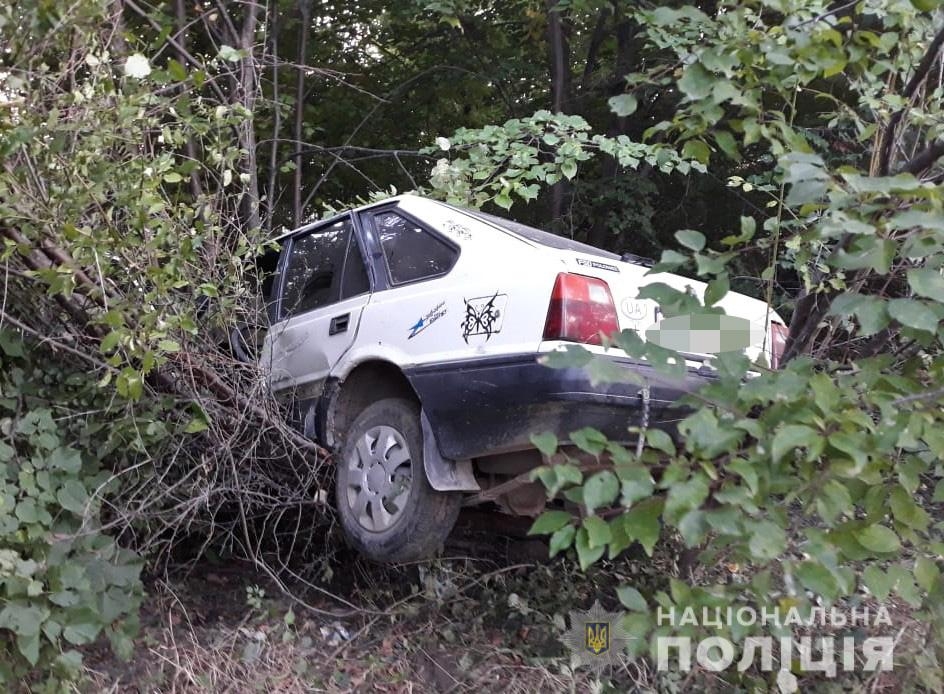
78;520;940;694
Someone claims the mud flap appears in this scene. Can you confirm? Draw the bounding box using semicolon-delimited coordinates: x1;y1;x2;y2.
421;410;480;491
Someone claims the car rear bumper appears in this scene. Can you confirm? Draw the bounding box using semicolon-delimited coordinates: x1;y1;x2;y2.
404;353;716;460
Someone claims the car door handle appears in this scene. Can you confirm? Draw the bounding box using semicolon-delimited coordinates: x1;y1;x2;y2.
329;313;350;335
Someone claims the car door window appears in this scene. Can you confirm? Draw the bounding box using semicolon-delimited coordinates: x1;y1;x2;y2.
340;234;370;300
280;218;366;319
374;210;458;285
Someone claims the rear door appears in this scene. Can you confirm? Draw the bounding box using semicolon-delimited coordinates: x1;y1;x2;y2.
264;214;372;395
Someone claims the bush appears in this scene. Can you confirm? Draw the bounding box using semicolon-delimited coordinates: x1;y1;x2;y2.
0;332;142;687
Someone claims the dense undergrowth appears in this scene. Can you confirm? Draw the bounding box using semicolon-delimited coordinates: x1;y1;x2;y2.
2;0;944;690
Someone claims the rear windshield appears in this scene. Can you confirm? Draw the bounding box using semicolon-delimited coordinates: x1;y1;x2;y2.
457;207;621;261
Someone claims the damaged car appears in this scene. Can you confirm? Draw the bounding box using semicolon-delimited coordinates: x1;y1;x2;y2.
258;195;787;562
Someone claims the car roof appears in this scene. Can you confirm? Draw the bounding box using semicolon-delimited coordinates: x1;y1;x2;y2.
441;204;620;260
273;194;620;260
271;194;422;242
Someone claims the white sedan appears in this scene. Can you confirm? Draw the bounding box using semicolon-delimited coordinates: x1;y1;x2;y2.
259;195;786;562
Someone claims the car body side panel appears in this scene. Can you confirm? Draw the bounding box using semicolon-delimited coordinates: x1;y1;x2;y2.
332;198;556;380
405;352;714;460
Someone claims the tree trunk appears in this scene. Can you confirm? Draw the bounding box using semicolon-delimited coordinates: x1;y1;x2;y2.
237;2;261;232
587;14;637;250
264;5;282;233
174;0;203;200
546;0;571;228
293;0;312;226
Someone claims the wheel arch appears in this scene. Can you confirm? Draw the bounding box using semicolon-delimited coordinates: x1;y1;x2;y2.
322;358;479;492
322;359;419;452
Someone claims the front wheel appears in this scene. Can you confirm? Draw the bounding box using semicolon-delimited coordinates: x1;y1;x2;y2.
335;398;461;562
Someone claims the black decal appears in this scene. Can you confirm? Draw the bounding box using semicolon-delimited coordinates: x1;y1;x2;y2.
461;293;507;343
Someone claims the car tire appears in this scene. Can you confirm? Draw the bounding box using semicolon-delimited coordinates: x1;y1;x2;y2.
335;398;461;562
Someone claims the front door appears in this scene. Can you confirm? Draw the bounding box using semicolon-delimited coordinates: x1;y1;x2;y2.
263;215;372;397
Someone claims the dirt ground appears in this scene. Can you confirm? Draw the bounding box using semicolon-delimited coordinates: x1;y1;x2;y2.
81;510;619;693
78;509;934;693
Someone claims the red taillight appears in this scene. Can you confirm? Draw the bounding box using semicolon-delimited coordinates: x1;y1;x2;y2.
770;322;788;369
543;273;619;345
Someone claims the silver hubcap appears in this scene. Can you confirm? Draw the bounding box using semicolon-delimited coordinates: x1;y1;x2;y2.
345;425;412;532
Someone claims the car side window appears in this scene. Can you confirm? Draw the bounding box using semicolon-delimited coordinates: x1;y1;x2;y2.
374;210;458;285
340;234;370;300
280;218;367;319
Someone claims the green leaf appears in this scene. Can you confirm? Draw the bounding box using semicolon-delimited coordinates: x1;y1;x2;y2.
652;249;688;272
675;229;706;252
162;172;183;183
560;159;577;180
539;344;592;369
218;44;244;62
855;525;900;554
829;294;889;336
0;330;25;357
100;331;121;353
727;459;758;494
17;632;40;666
748;521;786;560
184;416;209;434
56;479;89;514
889;485;928;530
549;524;576;558
795;561;838;599
914;557;940;592
644;429;676;456
583;515;612;548
664;474;709;523
815;479;852;524
622;498;663;556
167;58;188;82
704;274;729;307
575;527;605;570
907;268;944;302
714;130;740;160
583;470;619;512
682;139;711;165
15;500;40;524
0;603;45;636
62;610;101;645
834;238;895;274
616;465;654;506
528;510;572;536
678;62;713;100
863;565;896;601
678;509;708;546
530;432;558;457
48;447;82;473
570;427;608;456
616;585;648;612
771;425;820;464
608;94;638;117
887;298;939;332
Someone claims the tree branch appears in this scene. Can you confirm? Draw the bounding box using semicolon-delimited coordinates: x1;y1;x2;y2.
877;23;944;175
898;139;944;176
